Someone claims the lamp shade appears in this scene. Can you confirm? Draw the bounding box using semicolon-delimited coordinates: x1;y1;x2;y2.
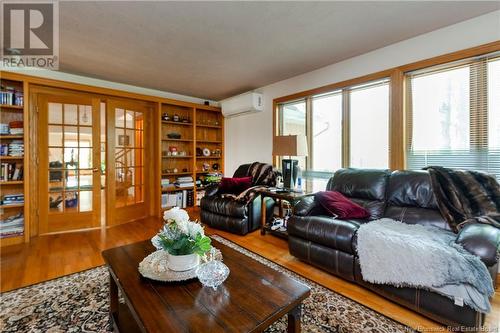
273;134;308;157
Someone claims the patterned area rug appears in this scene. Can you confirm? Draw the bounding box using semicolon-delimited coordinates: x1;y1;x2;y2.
0;235;414;333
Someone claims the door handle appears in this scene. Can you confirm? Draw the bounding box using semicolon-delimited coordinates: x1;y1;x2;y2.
93;168;99;172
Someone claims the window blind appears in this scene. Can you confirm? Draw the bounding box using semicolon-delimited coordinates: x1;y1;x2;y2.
406;52;500;180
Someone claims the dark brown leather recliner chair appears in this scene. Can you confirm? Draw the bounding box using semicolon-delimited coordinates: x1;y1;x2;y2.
200;163;278;235
288;168;500;330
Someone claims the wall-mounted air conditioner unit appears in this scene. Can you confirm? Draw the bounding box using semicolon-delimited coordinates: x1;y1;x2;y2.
221;92;263;117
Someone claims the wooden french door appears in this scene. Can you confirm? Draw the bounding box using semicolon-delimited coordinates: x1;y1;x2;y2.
106;99;151;225
38;93;101;233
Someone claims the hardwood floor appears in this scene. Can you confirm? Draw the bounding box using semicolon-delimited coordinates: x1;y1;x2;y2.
1;210;498;332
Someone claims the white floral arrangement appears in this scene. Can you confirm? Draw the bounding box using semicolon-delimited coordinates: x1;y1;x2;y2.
152;207;211;256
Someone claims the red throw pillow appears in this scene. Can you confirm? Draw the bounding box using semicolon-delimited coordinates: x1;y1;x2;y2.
218;177;253;194
315;191;370;219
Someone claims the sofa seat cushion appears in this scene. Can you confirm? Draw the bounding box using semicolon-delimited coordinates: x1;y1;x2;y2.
200;210;249;235
288;215;368;254
384;205;450;230
200;196;247;218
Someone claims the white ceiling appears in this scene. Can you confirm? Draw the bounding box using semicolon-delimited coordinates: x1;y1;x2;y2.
59;1;499;100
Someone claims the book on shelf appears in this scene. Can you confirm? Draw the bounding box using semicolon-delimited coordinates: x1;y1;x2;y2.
2;193;24;205
175;182;194;188
161;190;194;209
174;175;194;188
0;212;24;238
0;163;23;181
0;90;23;106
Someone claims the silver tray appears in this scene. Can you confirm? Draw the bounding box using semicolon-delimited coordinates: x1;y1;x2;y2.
138;247;222;282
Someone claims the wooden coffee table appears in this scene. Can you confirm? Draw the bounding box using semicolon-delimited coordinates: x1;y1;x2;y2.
102;239;310;332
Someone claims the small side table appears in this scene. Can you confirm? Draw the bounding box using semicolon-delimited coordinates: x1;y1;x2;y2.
260;189;309;237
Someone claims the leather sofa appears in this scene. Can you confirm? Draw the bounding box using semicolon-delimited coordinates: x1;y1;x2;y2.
288;168;500;329
200;163;276;235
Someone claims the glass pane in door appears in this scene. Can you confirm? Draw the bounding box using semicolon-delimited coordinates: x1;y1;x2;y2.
115;109;144;207
47;101;95;215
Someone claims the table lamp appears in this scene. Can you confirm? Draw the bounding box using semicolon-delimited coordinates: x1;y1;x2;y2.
273;134;308;189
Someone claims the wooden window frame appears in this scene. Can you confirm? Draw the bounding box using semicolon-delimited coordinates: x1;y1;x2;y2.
273;41;500;171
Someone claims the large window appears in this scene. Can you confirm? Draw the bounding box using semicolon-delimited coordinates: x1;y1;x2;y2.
280;100;307;169
406;53;500;179
349;81;389;168
277;79;390;175
312;92;342;172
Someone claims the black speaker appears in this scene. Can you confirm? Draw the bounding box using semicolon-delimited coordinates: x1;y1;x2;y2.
282;159;298;189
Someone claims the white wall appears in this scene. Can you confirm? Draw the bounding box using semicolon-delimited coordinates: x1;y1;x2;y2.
1;68;217;105
224;10;500;176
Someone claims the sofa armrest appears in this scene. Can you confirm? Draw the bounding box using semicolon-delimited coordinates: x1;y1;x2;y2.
293;195;317;216
456;223;500;266
203;183;220;197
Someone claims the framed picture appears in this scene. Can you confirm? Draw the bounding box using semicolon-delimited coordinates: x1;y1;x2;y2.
118;135;130;146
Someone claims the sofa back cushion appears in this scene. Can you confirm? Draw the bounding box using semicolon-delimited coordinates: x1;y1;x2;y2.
384;170;450;230
327;168;391;219
232;162;278;186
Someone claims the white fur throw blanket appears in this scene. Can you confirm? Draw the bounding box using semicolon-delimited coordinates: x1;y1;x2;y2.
356;219;494;313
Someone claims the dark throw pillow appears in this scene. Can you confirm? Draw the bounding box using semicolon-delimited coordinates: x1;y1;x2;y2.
315;191;370;219
218;176;253;194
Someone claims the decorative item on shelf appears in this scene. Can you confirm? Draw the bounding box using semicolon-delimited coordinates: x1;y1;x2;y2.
173;168;178;173
202;148;211;157
202;162;210;172
214;120;220;126
178;151;187;156
196;147;203;156
162;113;170;121
182;117;189;123
173;114;180;122
169;146;178;156
167;132;181;139
204;101;210;106
212;163;219;171
182;168;188;172
150;208;212;272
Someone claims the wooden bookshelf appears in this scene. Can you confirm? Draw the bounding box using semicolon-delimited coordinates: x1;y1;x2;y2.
0;104;23;110
0;135;24;139
0;203;24;209
160;103;196;209
0;235;24;247
195;107;224;182
159;103;223;212
0;156;24;160
0;76;28;246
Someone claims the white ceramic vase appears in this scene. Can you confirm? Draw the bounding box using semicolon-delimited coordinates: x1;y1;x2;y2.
167;253;200;271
